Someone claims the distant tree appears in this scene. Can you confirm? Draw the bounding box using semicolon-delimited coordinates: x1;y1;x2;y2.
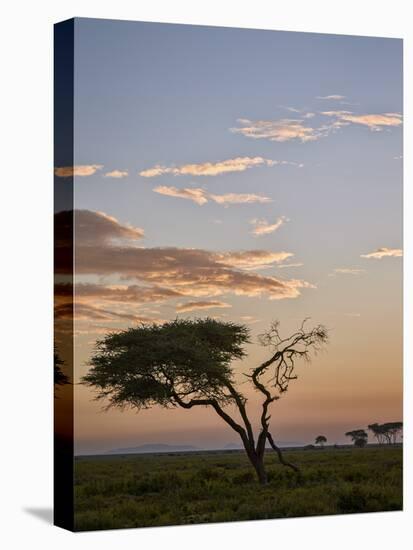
381;422;403;444
368;422;403;445
345;429;368;447
368;423;386;445
82;318;328;485
54;351;69;395
315;435;327;448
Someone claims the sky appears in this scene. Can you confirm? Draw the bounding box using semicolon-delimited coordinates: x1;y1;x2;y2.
55;18;402;455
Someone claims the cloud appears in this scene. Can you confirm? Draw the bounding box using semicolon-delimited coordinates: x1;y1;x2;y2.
216;250;293;270
74;210;144;245
316;95;346;100
104;169;129;178
321;111;402;131
54;165;103;177
250;216;288;236
332;268;365;275
360;247;403;259
232;110;402;144
54;303;153;323
230;118;322;143
140;156;278;177
55;283;184;304
153;186;272;206
55;209;314;329
176;301;231;313
209;192;272;206
70;246;310;300
153;186;209;205
277;263;304;269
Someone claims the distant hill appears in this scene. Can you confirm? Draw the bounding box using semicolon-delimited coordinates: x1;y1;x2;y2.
106;443;199;455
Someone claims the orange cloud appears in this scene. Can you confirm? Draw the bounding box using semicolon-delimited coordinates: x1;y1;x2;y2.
54;165;103;177
232;110;402;144
75;210;144;245
361;247;403;259
250;216;288;236
55;303;153;323
176;301;231;313
153;186;209;205
55;210;314;314
333;268;365;275
231;118;322;142
140;156;278;177
104;169;129;178
216;250;293;270
321;111;402;130
153;186;272;206
209;192;272;205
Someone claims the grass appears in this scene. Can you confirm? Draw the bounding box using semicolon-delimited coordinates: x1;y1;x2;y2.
74;446;402;531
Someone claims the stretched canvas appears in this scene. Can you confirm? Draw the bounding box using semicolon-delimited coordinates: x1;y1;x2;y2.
54;18;403;532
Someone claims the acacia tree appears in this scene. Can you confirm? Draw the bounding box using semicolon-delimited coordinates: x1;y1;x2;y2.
368;422;403;445
315;435;327;448
345;429;368;447
82;318;328;485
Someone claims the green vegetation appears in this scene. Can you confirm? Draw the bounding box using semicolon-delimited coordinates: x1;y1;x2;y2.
74;445;402;531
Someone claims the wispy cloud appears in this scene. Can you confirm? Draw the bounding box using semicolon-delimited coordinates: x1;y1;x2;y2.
331;267;365;276
316;95;346;100
277;263;304;269
216;250;293;270
321;111;402;131
209;192;272;206
153;186;272;206
104;169;129;178
361;247;403;259
176;300;231;313
230;118;322;143
55;165;103;177
55;303;153;323
140;156;279;177
231;109;402;144
250;216;288;236
153;186;209;205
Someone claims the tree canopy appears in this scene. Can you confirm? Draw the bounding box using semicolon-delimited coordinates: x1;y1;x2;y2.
368;422;403;445
82;318;249;410
345;429;368;447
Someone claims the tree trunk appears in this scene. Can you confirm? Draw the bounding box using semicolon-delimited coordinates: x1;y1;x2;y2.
252;457;268;485
240;439;269;485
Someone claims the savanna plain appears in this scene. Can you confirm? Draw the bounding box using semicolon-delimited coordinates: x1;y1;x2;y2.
74;445;402;531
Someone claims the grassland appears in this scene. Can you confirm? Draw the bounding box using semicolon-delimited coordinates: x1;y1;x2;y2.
74;445;402;531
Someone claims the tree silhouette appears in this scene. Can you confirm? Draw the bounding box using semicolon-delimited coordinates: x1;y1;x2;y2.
82;318;328;485
54;351;69;395
368;422;403;445
345;429;368;447
315;435;327;448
